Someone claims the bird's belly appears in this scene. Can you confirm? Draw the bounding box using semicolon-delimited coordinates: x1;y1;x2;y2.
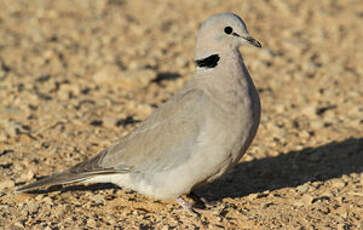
200;101;260;184
125;168;201;200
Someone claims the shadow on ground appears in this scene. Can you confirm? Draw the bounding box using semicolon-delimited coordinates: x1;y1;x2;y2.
28;137;362;202
196;137;363;201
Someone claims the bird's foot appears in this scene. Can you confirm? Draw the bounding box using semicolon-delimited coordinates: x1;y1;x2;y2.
176;197;201;217
188;191;216;209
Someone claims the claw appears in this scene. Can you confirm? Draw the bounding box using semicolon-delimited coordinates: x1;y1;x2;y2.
188;192;216;209
176;198;201;217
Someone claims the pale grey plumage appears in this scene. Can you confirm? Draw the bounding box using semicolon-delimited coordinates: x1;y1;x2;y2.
17;13;262;203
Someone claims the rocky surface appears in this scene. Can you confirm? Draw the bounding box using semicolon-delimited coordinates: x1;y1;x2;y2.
0;0;362;229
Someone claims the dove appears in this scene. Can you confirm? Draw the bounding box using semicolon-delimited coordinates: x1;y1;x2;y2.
17;12;262;211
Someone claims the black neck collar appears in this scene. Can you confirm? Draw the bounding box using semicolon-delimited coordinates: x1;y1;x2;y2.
195;54;220;68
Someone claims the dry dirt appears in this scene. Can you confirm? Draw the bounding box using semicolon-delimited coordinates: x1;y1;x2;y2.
0;0;362;229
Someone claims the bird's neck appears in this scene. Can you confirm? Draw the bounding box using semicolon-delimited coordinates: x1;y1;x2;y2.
195;49;251;85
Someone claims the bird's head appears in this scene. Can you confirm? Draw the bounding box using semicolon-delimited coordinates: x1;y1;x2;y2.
195;13;261;61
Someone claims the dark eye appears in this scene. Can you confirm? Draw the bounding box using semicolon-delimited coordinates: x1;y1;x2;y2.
224;26;233;34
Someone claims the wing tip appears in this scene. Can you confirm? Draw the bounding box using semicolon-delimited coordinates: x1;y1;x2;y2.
16;182;42;193
15;172;72;193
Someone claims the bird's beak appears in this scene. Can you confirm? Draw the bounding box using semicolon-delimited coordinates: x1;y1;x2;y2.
242;35;262;48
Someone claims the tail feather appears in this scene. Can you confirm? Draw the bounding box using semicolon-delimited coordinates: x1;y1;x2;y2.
17;149;130;193
16;171;90;193
17;169;129;193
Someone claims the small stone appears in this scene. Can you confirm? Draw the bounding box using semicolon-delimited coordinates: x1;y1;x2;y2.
275;104;285;113
301;105;317;117
125;69;157;88
42;196;53;204
296;184;309;193
311;195;330;203
0;179;15;189
310;119;324;129
341;175;350;182
1;120;21;137
294;200;304;207
90;120;103;127
349;172;359;178
298;130;310;138
176;56;188;68
57;84;80;100
262;202;274;209
93;194;104;204
87;218;97;227
93;65;122;84
330;179;346;189
302;194;314;205
11;222;24;230
248;193;259;200
18;170;34;182
27;201;40;213
103;116;118;127
243;154;254;162
337;224;345;230
0;132;7;141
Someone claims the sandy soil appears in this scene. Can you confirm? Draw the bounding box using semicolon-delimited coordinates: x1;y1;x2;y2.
0;0;362;229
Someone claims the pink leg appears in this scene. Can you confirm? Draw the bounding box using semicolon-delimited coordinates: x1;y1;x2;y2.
176;197;201;217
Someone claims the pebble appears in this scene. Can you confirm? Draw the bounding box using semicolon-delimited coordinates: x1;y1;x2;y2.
0;179;15;189
330;179;346;189
93;65;121;84
302;194;314;205
58;84;80;100
294;200;304;207
27;201;40;214
0;132;7;142
1;120;21;137
93;194;104;204
296;184;310;193
11;222;24;230
301;105;317;117
17;170;34;182
310;119;324;129
103;116;119;127
248;193;259;200
275;104;285;113
87;218;97;228
298;130;310;139
124;69;157;88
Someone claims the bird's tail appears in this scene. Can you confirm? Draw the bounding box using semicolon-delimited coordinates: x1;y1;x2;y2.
16;149;129;193
16;170;91;193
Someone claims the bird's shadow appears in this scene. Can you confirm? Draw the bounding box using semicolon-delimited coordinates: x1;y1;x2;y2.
29;137;362;202
28;183;120;194
196;137;363;201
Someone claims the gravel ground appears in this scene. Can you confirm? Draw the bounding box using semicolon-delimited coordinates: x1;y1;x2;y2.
0;0;362;229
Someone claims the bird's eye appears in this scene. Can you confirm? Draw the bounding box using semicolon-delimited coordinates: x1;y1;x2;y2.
224;26;233;34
